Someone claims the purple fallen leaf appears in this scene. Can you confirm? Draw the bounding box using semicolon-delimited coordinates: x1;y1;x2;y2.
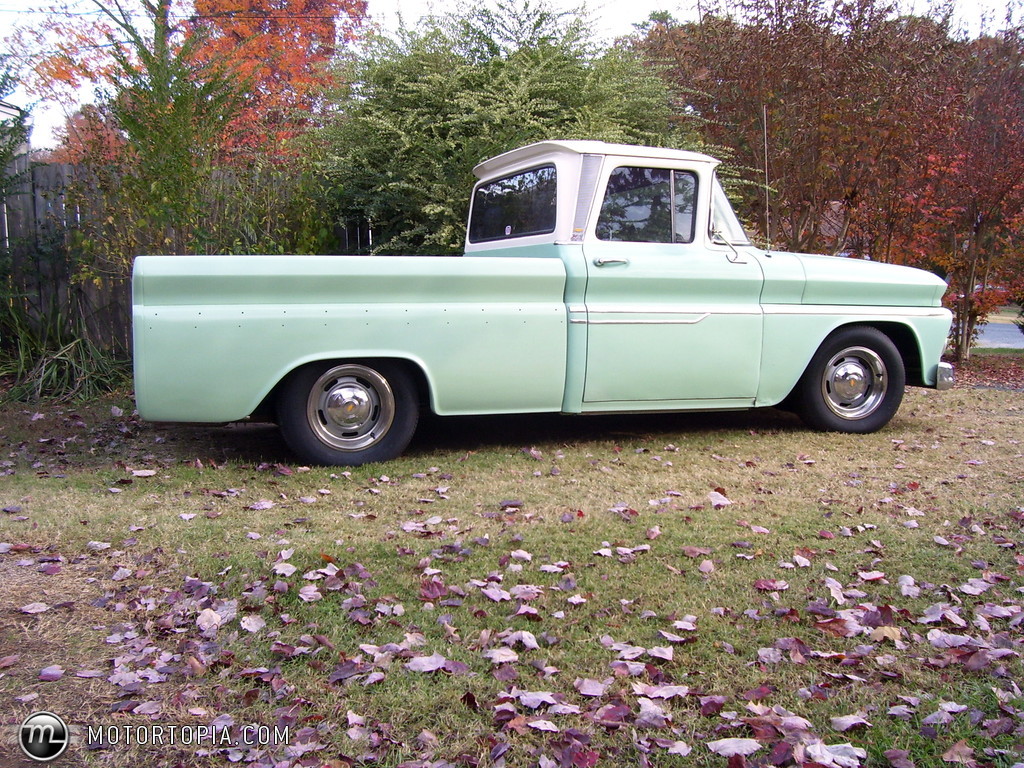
592;703;632;727
483;648;519;664
884;748;916;768
298;585;322;602
636;683;689;699
635;697;670;728
667;741;692;756
832;713;872;732
708;491;732;508
39;665;64;681
682;546;713;557
481;586;511;602
517;690;557;709
406;653;448;673
754;579;789;591
707;738;762;757
527;718;559;732
196;608;222;634
240;615;266;633
273;562;297;577
806;742;867;765
575;678;611;697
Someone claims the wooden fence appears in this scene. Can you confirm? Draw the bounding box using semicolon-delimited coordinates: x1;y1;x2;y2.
2;161;132;354
3;160;376;358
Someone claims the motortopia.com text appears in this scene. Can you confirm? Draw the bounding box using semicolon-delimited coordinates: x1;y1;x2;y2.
85;723;290;748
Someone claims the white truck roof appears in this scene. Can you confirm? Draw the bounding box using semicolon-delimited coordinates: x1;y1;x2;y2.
473;140;719;180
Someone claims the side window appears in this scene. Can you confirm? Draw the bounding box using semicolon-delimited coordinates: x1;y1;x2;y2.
596;167;697;244
468;165;557;243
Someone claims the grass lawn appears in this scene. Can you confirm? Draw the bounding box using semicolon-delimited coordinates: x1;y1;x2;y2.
0;378;1022;767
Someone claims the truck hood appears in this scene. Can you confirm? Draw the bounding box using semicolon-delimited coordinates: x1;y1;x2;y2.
786;251;948;307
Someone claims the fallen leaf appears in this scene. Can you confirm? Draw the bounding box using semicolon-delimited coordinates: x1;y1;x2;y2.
870;626;902;644
832;713;872;732
527;718;559;732
39;665;64;681
707;738;763;757
884;749;916;768
941;740;977;766
575;678;611;697
709;491;732;508
406;653;448;673
240;615;266;633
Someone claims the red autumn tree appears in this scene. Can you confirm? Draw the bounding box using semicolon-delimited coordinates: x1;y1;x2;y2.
186;0;367;161
888;30;1024;363
46;105;127;165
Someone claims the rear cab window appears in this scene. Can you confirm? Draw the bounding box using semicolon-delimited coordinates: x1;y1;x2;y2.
468;165;557;243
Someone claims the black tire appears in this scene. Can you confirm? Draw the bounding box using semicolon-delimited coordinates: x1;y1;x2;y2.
276;361;419;466
795;326;905;433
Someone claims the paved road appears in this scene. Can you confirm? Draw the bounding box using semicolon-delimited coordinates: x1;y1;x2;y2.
977;321;1024;349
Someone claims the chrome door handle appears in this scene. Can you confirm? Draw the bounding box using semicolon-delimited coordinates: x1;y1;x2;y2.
593;258;630;267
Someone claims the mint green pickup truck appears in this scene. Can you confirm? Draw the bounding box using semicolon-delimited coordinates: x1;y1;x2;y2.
132;141;954;466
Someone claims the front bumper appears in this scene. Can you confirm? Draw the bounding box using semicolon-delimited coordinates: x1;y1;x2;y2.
936;362;955;391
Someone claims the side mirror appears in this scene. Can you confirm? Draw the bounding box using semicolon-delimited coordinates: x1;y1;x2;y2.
710;228;746;264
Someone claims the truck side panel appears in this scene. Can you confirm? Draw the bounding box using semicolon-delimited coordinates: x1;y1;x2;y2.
133;255;568;422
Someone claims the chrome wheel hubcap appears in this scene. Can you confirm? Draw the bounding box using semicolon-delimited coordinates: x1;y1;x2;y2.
821;346;887;420
307;365;395;451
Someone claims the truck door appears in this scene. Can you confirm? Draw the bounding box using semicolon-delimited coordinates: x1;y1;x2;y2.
582;165;764;404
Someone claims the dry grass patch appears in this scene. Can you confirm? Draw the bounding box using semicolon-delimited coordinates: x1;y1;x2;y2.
0;386;1022;767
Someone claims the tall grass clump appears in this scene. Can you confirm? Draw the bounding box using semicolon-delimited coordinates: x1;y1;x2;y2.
0;291;130;402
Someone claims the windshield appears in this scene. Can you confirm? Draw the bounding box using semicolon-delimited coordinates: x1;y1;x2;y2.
710;177;751;246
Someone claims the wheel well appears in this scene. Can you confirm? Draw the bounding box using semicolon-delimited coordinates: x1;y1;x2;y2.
253;358;432;423
859;322;923;386
811;322;920;387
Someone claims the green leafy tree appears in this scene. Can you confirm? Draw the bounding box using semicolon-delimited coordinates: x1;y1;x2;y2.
318;0;699;254
0;55;30;201
72;0;244;269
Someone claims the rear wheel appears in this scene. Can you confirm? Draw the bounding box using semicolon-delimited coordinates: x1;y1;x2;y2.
277;361;418;466
795;327;905;433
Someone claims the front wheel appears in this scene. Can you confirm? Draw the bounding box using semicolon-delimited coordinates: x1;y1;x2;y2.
795;327;905;433
277;361;418;466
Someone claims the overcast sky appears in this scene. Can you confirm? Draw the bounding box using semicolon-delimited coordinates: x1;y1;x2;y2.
1;0;1017;148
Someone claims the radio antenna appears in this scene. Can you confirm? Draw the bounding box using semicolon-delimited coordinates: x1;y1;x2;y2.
762;104;771;254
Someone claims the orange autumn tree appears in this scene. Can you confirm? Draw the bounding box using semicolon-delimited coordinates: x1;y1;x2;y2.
187;0;367;161
9;0;367;162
